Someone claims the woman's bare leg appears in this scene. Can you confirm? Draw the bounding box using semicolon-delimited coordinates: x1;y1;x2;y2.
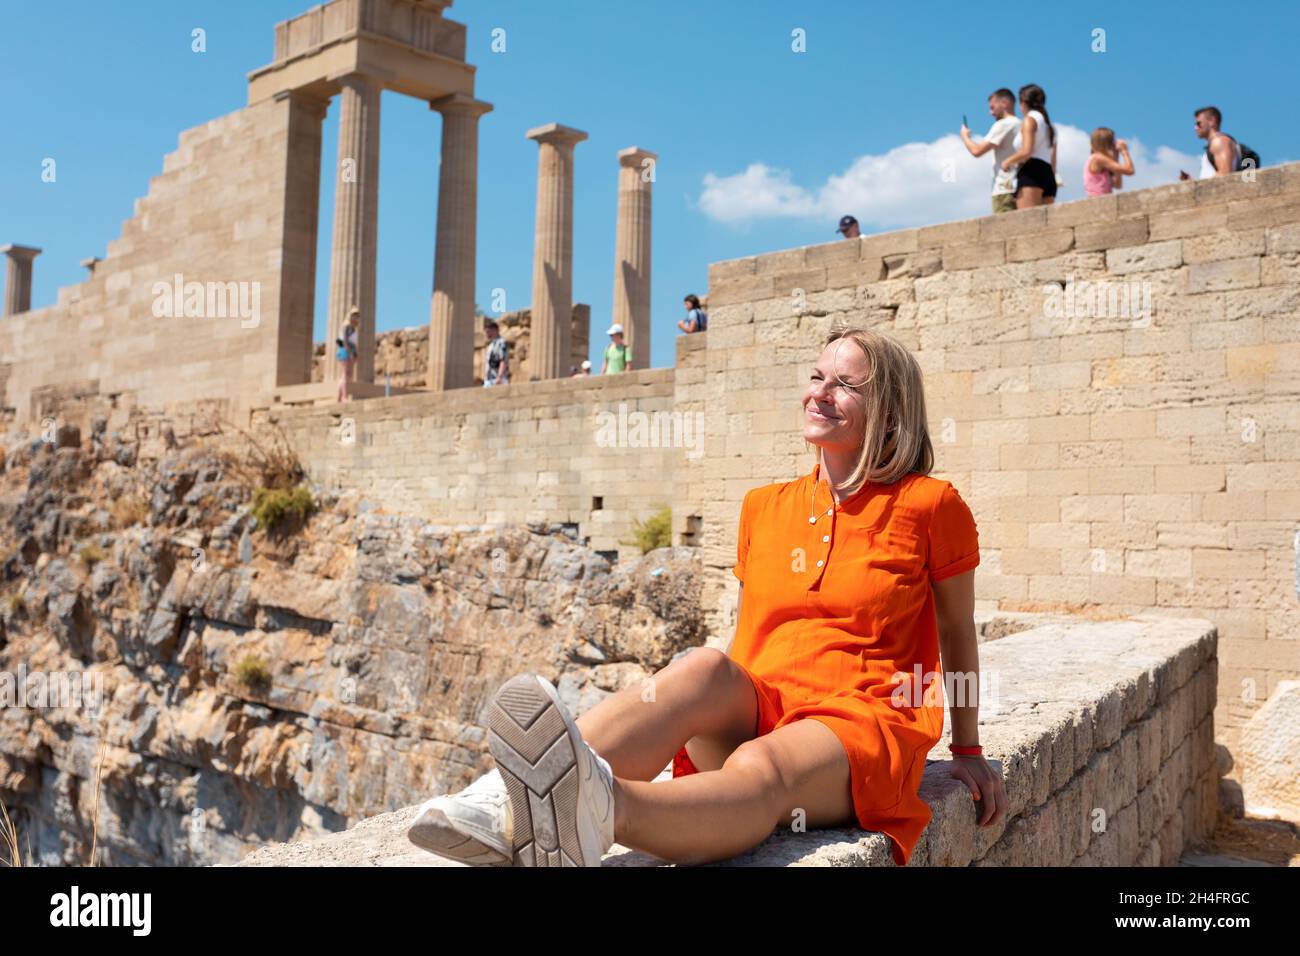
574;647;758;781
612;719;855;863
1016;187;1044;208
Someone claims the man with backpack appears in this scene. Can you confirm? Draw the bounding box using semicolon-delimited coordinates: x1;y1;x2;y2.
1179;106;1260;179
677;294;708;334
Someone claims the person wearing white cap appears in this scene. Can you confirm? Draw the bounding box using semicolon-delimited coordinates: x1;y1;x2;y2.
601;323;632;374
571;359;592;378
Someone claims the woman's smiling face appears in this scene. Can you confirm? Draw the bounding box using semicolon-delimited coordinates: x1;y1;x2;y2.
804;339;871;452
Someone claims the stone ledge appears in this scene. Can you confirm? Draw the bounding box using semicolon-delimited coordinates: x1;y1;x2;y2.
236;613;1217;867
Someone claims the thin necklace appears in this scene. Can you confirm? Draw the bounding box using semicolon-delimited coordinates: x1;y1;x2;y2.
808;470;835;525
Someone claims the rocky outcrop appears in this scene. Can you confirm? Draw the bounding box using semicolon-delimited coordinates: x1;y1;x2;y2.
0;420;700;865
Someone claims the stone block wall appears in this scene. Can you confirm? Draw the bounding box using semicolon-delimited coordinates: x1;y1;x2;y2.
0;96;322;421
267;368;680;557
690;164;1300;747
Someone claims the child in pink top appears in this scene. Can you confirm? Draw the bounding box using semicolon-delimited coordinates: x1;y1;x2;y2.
1084;127;1135;196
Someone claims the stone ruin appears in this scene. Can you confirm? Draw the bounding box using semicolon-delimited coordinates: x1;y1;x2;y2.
1;0;1297;866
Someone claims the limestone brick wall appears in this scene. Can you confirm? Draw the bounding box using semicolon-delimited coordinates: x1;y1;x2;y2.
691;163;1300;749
0;96;318;422
268;368;679;557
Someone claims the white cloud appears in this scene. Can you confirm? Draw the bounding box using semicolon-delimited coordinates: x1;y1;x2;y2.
698;124;1202;231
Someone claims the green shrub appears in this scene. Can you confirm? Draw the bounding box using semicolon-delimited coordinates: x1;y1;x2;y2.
251;485;316;533
620;504;672;555
7;594;24;614
235;655;272;692
79;543;106;568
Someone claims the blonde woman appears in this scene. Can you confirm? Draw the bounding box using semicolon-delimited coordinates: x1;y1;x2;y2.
335;307;360;403
409;328;1008;866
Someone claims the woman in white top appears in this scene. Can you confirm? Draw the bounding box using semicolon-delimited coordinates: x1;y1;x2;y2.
1001;83;1058;208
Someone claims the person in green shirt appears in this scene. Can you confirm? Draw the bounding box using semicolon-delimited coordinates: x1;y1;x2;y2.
601;323;632;373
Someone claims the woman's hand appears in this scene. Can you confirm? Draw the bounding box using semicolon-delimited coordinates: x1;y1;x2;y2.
949;754;1007;828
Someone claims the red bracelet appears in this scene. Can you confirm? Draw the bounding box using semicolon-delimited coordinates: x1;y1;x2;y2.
949;743;983;756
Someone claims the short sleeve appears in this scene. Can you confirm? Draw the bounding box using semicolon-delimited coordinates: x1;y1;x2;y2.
986;119;1014;145
927;483;980;583
734;489;755;584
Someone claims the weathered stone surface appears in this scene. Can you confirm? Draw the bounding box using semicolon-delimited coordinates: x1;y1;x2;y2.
1238;681;1300;824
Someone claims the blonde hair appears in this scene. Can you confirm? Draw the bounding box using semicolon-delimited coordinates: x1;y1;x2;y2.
1090;126;1116;155
813;327;934;493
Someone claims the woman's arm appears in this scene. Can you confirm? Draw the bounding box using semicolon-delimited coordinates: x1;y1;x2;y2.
934;570;979;746
1002;116;1035;169
1093;145;1134;176
933;569;1008;827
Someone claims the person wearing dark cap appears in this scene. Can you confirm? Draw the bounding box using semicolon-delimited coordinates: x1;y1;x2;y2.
836;215;862;239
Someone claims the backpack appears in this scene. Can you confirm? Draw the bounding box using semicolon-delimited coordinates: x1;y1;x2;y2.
692;308;708;332
1207;136;1261;172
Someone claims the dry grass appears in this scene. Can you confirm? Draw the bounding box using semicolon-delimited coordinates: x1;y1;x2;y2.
88;735;108;867
216;418;304;492
109;492;149;529
0;799;22;867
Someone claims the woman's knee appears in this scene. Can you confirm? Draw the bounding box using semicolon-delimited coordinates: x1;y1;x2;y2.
666;646;736;694
720;737;786;806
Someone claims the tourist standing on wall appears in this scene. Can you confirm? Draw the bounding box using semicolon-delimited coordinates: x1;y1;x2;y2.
336;307;360;402
678;294;708;334
1083;128;1135;197
483;319;510;386
1001;84;1057;208
601;323;632;374
1179;107;1256;180
960;88;1021;214
835;215;862;239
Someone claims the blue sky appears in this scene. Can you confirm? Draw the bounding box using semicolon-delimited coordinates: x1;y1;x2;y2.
3;0;1296;371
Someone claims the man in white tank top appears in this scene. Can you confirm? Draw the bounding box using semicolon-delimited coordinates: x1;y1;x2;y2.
1180;106;1240;180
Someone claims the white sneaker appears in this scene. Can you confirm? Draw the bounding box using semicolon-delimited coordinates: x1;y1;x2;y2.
488;673;616;866
407;767;513;866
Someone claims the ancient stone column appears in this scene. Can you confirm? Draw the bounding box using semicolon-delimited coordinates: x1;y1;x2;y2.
526;123;587;380
325;73;381;385
1;245;41;316
611;146;656;364
428;94;493;391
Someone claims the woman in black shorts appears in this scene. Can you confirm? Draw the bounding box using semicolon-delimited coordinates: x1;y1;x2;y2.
1001;83;1057;208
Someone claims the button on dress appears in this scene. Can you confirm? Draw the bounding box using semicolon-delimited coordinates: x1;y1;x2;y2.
673;462;980;866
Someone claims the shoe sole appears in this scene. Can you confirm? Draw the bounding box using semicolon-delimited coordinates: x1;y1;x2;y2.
488;674;594;867
407;804;512;867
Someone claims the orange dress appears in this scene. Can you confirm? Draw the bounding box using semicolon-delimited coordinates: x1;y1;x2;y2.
673;462;980;866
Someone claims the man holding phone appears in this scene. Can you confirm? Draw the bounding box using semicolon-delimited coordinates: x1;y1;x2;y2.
960;88;1020;214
